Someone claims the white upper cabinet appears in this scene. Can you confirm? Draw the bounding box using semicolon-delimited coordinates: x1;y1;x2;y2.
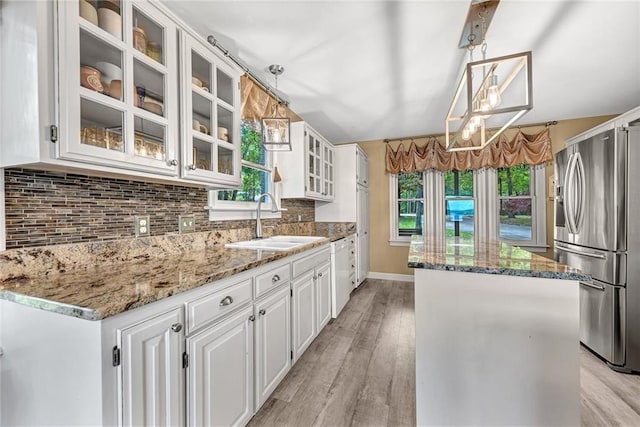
277;122;335;201
0;0;241;188
356;147;369;187
59;0;180;175
179;31;241;187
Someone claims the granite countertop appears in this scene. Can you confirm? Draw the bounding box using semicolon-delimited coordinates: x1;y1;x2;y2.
408;235;590;281
0;225;355;321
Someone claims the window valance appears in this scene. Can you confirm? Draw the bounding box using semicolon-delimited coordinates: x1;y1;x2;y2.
240;75;299;121
385;128;553;173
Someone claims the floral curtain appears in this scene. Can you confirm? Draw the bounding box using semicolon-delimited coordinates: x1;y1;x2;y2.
385;128;553;173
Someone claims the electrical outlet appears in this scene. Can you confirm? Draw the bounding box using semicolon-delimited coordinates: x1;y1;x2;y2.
179;215;196;233
134;215;150;237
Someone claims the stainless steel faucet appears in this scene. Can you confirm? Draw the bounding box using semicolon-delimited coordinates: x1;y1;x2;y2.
255;193;279;238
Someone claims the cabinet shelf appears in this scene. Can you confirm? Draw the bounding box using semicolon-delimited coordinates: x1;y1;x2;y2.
78;18;126;52
132;49;168;76
80;86;126;111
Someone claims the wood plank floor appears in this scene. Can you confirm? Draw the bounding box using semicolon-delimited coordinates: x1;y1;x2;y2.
249;279;640;427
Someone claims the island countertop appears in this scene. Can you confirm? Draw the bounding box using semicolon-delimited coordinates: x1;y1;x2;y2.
408;235;589;281
0;224;354;321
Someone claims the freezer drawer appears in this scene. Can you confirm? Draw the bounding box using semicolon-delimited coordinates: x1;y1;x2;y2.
555;242;626;286
580;280;625;366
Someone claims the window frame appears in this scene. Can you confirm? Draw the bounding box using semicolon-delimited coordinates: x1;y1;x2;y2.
389;172;426;246
495;165;547;250
207;122;282;221
388;166;546;249
444;169;476;239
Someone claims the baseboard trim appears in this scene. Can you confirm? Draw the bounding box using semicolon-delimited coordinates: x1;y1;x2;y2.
367;272;415;282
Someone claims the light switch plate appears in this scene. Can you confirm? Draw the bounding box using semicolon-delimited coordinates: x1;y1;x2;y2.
134;215;150;237
179;215;195;233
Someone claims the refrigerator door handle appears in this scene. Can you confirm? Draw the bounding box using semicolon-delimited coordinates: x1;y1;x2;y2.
564;153;578;234
580;281;605;291
563;153;574;233
555;243;607;259
574;152;586;233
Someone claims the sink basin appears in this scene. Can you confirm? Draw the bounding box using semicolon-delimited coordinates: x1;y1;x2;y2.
225;235;326;251
267;235;326;244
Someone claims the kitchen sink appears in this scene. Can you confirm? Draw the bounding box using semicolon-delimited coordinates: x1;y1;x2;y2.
225;235;326;251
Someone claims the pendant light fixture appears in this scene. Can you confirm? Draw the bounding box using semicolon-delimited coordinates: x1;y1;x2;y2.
445;1;532;152
261;64;291;151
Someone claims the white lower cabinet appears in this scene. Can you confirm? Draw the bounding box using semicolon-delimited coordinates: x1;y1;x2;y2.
292;270;317;362
187;305;254;427
119;307;185;427
291;247;332;364
316;261;332;331
0;245;333;427
254;285;291;409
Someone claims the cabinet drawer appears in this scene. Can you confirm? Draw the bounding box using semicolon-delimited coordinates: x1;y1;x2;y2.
292;248;330;278
187;278;253;334
255;264;290;298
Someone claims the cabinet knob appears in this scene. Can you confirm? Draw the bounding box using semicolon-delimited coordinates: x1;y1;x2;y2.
272;274;280;283
318;272;323;277
188;164;197;171
259;309;266;315
219;296;234;306
351;265;355;268
171;323;183;333
249;315;255;322
351;281;355;285
169;159;179;166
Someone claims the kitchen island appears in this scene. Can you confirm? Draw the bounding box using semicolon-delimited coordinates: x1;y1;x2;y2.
409;236;589;426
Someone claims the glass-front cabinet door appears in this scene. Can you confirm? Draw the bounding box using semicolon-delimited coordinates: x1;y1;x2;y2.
57;0;179;175
305;129;323;198
179;31;241;186
322;142;334;199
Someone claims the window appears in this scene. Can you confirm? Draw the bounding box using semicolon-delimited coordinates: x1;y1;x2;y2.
498;164;532;240
444;170;474;238
496;164;546;248
389;172;424;243
389;165;546;249
208;119;280;220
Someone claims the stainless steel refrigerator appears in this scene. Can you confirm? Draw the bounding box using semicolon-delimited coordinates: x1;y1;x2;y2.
555;125;640;373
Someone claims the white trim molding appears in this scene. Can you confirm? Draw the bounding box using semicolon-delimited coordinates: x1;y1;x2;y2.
367;272;415;283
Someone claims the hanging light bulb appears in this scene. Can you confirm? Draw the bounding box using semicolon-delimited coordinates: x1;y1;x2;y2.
461;126;471;141
261;65;291;151
271;128;281;143
486;74;501;108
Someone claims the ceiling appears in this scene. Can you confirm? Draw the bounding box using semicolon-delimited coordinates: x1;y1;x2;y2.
162;1;640;144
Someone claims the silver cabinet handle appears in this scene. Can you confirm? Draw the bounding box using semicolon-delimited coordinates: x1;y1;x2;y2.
272;274;280;283
169;159;179;166
219;296;234;306
249;315;255;322
580;281;605;291
259;309;266;315
171;323;183;333
188;164;197;171
555;244;606;259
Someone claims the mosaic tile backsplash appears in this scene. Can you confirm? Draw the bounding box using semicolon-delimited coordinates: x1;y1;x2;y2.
3;168;315;249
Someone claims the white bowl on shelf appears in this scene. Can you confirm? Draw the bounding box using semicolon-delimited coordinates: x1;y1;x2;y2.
95;61;122;83
79;0;98;25
98;7;121;39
